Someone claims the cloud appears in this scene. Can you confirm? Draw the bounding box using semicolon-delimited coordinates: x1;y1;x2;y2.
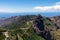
34;2;60;12
56;2;60;5
0;7;34;13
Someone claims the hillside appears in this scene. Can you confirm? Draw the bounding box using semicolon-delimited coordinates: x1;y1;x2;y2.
0;15;60;40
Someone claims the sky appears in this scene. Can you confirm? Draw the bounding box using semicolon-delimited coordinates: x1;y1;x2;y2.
0;0;60;17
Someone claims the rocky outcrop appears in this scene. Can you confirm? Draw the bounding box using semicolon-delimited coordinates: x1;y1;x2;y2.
32;14;54;40
3;31;10;40
50;16;60;29
33;14;44;31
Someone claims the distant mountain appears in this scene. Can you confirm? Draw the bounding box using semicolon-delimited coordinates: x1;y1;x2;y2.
0;15;36;28
0;17;5;21
0;12;60;18
0;17;6;25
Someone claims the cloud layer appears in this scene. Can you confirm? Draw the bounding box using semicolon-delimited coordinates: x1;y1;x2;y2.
34;2;60;12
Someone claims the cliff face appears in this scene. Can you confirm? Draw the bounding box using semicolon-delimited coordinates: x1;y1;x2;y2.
32;15;55;40
33;15;44;31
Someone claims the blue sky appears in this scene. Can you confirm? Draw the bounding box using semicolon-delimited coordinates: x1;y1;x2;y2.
0;0;60;17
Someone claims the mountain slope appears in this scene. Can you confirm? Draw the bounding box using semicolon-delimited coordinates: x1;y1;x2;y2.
0;15;60;40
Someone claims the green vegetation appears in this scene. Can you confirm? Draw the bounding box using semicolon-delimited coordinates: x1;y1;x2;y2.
44;18;55;28
0;15;60;40
0;32;5;40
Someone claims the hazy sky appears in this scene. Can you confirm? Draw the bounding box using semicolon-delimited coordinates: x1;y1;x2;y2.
0;0;60;13
0;0;60;17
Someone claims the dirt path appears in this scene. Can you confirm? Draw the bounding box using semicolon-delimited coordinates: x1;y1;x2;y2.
20;27;30;30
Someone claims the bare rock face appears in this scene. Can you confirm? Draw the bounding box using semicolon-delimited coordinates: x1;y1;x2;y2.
15;35;18;40
3;32;10;40
50;16;60;29
33;14;44;31
32;14;53;40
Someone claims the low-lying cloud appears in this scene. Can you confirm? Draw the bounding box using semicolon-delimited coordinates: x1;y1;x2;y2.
34;2;60;12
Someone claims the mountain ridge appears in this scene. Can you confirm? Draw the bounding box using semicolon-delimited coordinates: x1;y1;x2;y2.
0;14;60;40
